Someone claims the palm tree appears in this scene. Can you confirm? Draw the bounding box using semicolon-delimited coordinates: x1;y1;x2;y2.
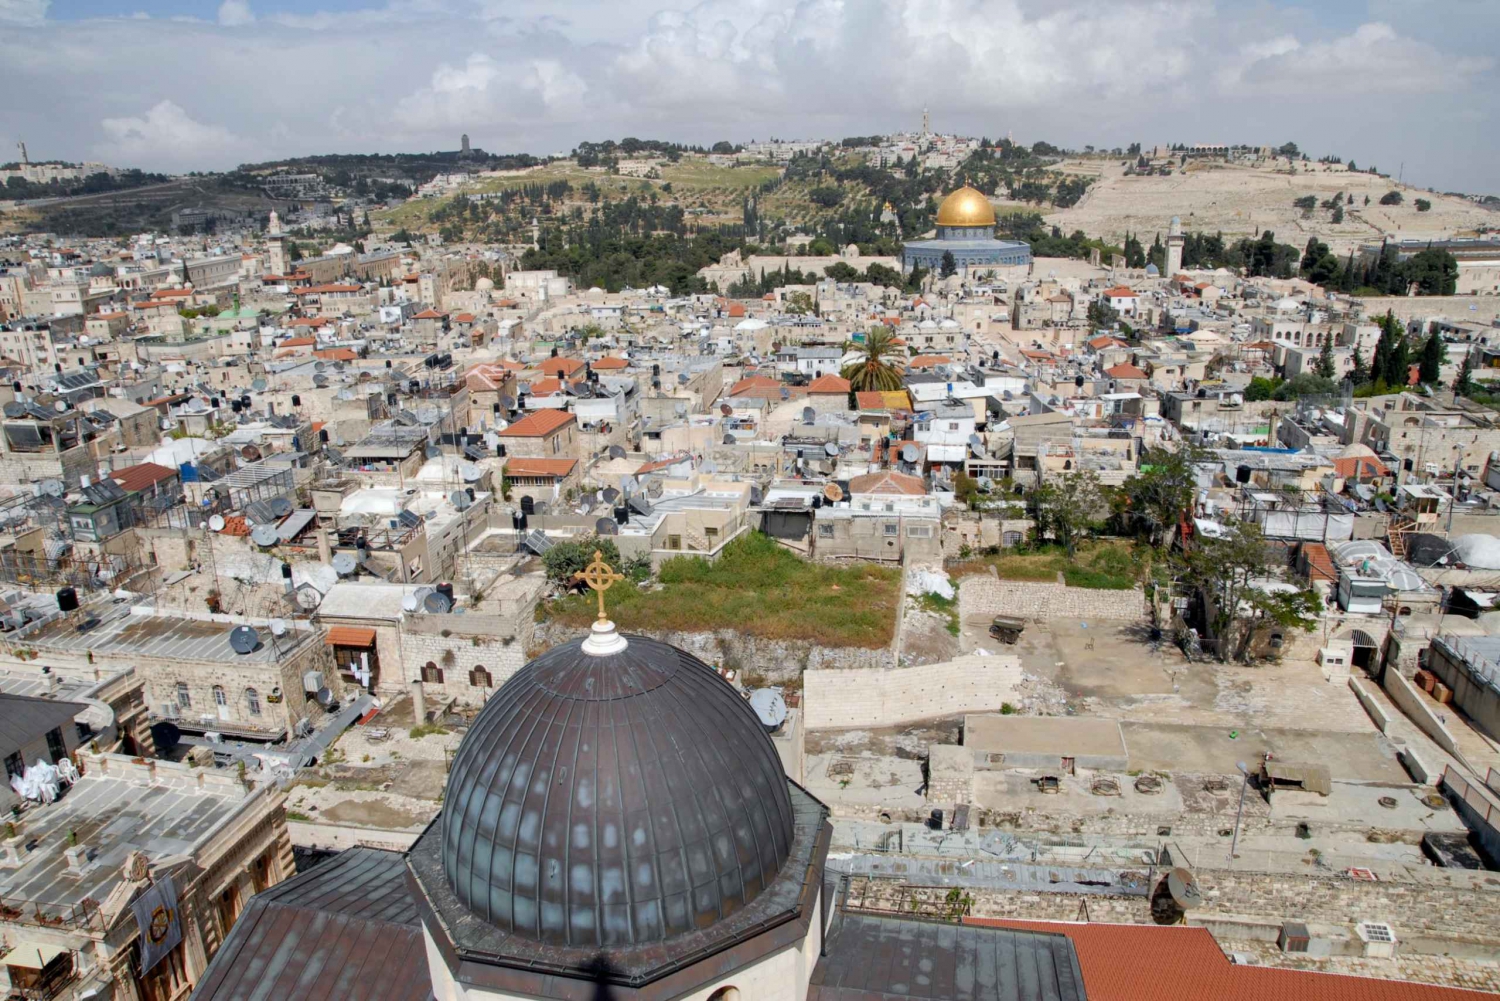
842;326;905;392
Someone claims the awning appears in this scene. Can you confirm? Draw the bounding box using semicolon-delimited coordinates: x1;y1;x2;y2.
325;626;376;647
5;940;69;969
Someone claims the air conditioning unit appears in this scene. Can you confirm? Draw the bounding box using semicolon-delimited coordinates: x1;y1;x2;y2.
302;671;324;694
1356;921;1398;959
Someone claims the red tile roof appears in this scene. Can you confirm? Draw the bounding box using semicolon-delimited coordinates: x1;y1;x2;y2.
1103;286;1138;298
289;317;332;328
637;453;692;474
849;469;926;495
504;457;577;477
591;356;629;370
110;462;177;493
1334;455;1390;480
1105;363;1149;380
1303;542;1337;582
729;375;783;396
540;357;586;377
1089;335;1125;350
279;335;316;347
499;408;575;437
907;355;952;369
452;313;476;323
412;309;447;320
968;919;1492;1001
807;373;851;394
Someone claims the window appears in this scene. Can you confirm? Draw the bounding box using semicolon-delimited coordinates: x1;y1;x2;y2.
45;727;66;764
818;523;835;539
4;751;21;781
176;683;191;709
667;534;682;550
246;688;261;716
907;525;933;538
883;523;899;537
213;685;226;707
421;662;444;684
470;666;493;688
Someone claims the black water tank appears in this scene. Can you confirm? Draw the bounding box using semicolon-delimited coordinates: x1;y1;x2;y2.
614;504;629;525
319;428;330;444
436;582;455;603
291;394;301;407
385;359;393;368
56;586;79;612
520;496;534;515
495;443;506;457
281;562;292;579
1236;465;1252;484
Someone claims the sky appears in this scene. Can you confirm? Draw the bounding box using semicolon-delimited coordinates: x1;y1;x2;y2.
1;0;1496;195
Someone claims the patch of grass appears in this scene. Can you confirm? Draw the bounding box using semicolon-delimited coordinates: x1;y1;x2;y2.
543;532;900;648
951;540;1142;590
1062;567;1135;590
285;810;312;822
916;588;961;636
409;723;448;740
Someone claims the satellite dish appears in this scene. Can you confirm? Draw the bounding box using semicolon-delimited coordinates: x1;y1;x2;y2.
723;434;736;445
608;444;626;460
460;462;482;482
901;444;920;463
602;487;620;503
241;444;262;462
619;475;637;496
425;445;442;460
314;361;326;372
251;377;267;392
1166;868;1203;910
748;689;789;730
313;374;329;387
450;490;473;510
423;591;452;614
824;441;840;457
332;552;357;576
720;403;732;416
269;497;293;517
401;592;420;612
208;514;226;532
229;625;261;655
595;517;619;536
54;399;68;413
269;618;288;637
40;479;64;498
1;402;24;418
802;406;815;424
250;525;279;547
484;431;500;449
296;587;321;611
824;483;844;503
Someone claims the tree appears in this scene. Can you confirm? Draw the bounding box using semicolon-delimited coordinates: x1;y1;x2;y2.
1277;142;1301;159
1415;198;1432;212
1418;331;1447;384
1331;204;1344;224
1272;372;1337;401
1315;335;1337;380
1454;349;1475;396
1404;249;1459;296
1175;519;1321;662
1087;298;1120;330
1031;468;1104;558
939;250;957;278
1293;194;1317;212
1300;236;1328;275
1118;446;1204;547
784;291;816;316
841;326;904;392
1380;190;1403;206
1372;310;1408;387
1245;376;1280;401
542;536;623;585
1349;344;1368;386
824;262;860;282
953;471;981;511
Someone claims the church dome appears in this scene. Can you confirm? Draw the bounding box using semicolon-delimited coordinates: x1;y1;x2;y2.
440;632;795;949
936;185;997;227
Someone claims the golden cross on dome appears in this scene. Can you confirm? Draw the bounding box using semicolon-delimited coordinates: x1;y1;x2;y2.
573;550;625;623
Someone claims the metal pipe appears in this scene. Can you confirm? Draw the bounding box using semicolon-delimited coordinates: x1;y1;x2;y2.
1228;761;1249;862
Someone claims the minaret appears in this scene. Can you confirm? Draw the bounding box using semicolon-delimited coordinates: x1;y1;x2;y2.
461;133;471;156
16;141;28;166
922;107;930;137
267;208;288;277
1166;215;1184;278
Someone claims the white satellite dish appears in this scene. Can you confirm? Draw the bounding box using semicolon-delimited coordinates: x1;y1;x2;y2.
250;525;279;547
296;586;322;611
401;592;421;612
332;552;357;576
269;618;288;637
460;463;482;482
208;514;226;532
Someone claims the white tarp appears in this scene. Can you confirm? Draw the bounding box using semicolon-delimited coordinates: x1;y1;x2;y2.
8;759;61;804
1260;511;1354;542
907;568;956;601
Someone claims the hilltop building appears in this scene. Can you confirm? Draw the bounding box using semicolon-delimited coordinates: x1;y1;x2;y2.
901;186;1032;276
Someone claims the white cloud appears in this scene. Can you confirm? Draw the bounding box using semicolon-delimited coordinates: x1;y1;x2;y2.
0;0;48;25
218;0;255;27
0;0;1492;193
95;101;250;171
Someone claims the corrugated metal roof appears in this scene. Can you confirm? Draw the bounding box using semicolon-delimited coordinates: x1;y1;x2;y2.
189;848;431;1001
810;912;1087;1001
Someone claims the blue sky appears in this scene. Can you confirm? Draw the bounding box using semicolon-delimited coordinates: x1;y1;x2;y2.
2;0;1496;195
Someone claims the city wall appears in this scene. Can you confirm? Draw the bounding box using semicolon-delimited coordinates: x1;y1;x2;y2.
803;655;1023;730
957;575;1145;622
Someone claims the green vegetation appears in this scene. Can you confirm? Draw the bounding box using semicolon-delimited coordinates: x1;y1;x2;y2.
543;532;901;648
541;536;650;585
949;540;1141;591
842;327;904;392
409;723;448;740
916;587;961;636
285;810;312;822
1;167;167;201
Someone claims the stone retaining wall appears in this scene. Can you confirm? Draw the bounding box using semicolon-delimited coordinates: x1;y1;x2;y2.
803;655;1023;730
958;574;1145;622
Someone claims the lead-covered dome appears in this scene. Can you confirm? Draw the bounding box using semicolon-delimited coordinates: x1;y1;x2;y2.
440;633;795;949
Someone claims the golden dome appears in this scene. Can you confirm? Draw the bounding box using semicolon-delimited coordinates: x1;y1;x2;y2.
935;185;997;227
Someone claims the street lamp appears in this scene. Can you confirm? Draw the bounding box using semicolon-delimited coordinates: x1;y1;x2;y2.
1228;760;1250;863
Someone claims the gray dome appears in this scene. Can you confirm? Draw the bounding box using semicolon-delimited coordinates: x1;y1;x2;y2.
440;634;795;949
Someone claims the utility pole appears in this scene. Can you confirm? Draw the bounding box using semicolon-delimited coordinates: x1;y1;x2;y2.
1228;760;1249;863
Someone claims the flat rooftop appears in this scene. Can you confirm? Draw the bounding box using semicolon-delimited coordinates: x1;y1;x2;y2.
964;715;1127;758
14;602;317;665
0;765;252;914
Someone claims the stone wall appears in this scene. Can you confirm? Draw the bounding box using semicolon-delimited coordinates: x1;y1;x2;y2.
803;654;1023;730
957;574;1145;622
534;620;893;683
399;623;530;708
1382;666;1461;756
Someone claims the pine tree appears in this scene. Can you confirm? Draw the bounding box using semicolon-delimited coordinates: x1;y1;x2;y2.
1417;331;1447;384
1454;349;1475;396
1349;344;1368;386
1315;335;1337;380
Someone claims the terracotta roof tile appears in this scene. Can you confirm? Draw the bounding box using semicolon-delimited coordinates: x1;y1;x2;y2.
499;408;575;437
807;373;852;393
504;458;577;477
110;462;177;493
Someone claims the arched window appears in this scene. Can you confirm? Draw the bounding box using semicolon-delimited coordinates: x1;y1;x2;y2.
470;666;493;688
176;683;191;709
246;688;261;716
421;662;444;684
707;989;741;1001
213;685;226;707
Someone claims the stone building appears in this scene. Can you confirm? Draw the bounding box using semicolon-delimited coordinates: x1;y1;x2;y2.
497;407;576;459
901;186;1032;276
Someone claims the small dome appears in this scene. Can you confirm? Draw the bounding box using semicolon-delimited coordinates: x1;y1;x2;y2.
440;634;794;948
1145;263;1160;276
475;276;495;290
935;185;996;227
1455;534;1500;571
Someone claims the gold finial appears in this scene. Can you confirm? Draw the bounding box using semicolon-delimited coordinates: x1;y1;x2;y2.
573;550;625;623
